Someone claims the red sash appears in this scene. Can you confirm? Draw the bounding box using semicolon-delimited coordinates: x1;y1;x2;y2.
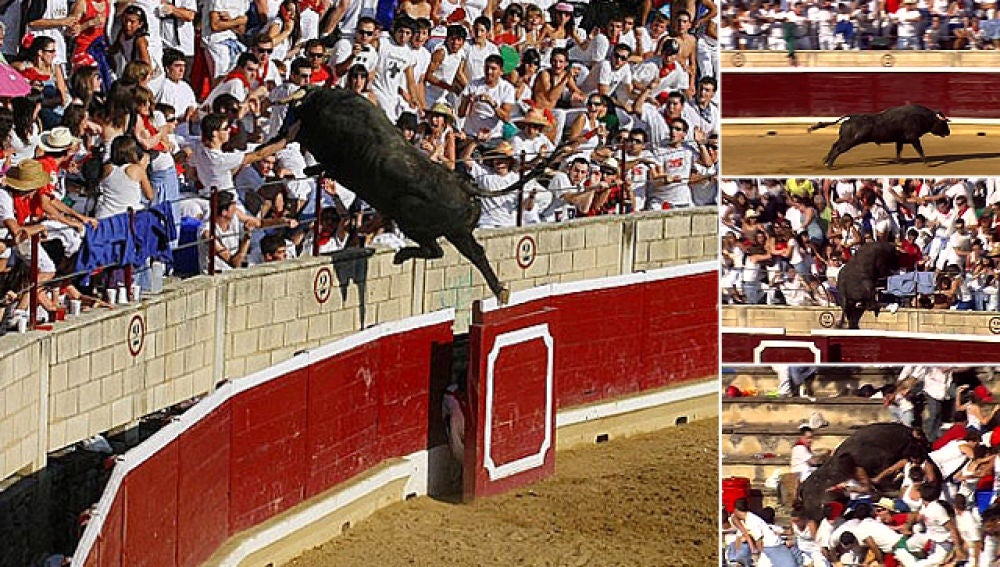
140;115;167;152
223;69;252;92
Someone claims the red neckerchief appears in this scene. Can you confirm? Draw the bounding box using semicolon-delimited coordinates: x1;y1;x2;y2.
140;114;167;152
223;69;252;91
794;439;809;447
256;59;270;85
659;62;676;77
957;205;969;219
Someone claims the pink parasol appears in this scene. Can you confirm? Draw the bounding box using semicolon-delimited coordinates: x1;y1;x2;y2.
0;62;31;97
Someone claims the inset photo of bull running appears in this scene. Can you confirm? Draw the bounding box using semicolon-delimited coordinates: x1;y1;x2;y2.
722;365;1000;567
720;178;1000;364
719;0;1000;175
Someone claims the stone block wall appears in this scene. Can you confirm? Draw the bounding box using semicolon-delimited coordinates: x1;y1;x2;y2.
0;208;716;482
0;336;42;478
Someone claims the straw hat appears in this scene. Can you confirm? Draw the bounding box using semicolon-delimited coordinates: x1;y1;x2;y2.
4;159;50;192
483;141;515;160
515;108;551;129
427;101;455;123
38;127;80;153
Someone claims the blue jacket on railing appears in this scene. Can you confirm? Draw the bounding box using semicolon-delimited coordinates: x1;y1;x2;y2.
74;203;177;284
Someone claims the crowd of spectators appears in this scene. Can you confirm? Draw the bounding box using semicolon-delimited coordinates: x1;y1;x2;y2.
720;178;1000;313
719;0;1000;53
724;366;1000;567
0;0;720;334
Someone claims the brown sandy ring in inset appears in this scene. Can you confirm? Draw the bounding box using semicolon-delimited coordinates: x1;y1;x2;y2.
722;123;1000;176
284;418;719;567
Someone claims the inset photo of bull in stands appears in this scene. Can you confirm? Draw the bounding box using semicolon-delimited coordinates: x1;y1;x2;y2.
720;178;1000;364
722;365;1000;567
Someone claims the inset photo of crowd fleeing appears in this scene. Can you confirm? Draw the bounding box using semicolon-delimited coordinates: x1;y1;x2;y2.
721;178;1000;363
723;365;1000;567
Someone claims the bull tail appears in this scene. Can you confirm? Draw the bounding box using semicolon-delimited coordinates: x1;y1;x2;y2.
807;116;849;133
461;139;577;198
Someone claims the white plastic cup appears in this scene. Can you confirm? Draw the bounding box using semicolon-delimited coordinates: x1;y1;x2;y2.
16;315;27;333
131;284;142;302
117;286;128;305
106;288;118;304
69;300;82;316
150;262;165;294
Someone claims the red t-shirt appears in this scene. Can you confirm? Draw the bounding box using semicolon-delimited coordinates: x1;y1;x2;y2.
309;65;335;87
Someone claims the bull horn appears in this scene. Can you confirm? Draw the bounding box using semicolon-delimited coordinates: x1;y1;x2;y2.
276;89;308;106
935;112;950;122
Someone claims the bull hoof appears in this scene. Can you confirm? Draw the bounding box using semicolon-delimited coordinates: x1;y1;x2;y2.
497;285;511;305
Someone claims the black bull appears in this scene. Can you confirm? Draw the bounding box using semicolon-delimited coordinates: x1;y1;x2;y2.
278;88;567;303
808;104;951;168
797;423;935;521
837;241;900;329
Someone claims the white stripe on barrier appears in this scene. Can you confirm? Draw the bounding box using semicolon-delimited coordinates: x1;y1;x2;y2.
479;260;716;312
811;328;1000;342
70;309;455;567
555;379;717;428
753;340;823;364
217;450;428;567
483;324;555;481
721;326;787;336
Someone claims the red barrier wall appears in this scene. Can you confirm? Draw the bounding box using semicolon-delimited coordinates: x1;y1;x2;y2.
466;266;718;500
77;314;454;567
722;72;1000;118
722;331;1000;363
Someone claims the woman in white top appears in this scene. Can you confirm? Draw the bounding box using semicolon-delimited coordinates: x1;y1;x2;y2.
264;0;301;62
95;136;154;219
8;96;42;165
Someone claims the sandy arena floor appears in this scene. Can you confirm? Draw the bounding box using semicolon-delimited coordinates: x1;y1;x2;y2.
284;418;719;567
721;124;1000;175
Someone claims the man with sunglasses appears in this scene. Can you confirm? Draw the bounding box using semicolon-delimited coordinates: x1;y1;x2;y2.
585;43;635;105
303;38;335;86
333;16;379;77
647;117;712;210
251;33;283;90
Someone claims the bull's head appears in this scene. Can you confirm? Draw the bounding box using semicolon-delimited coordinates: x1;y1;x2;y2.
932;112;951;137
273;86;315;143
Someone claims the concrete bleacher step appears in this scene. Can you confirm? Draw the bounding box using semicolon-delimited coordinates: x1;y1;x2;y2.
723;367;902;397
722;456;790;486
722;397;890;429
722;424;856;457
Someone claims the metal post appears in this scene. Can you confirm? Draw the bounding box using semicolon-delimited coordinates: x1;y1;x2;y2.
313;177;322;257
516;150;526;228
124;207;135;293
208;188;218;276
29;232;39;330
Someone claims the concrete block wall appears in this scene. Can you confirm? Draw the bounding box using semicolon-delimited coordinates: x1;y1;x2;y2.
0;336;42;479
723;305;1000;336
0;208;715;482
45;278;217;453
